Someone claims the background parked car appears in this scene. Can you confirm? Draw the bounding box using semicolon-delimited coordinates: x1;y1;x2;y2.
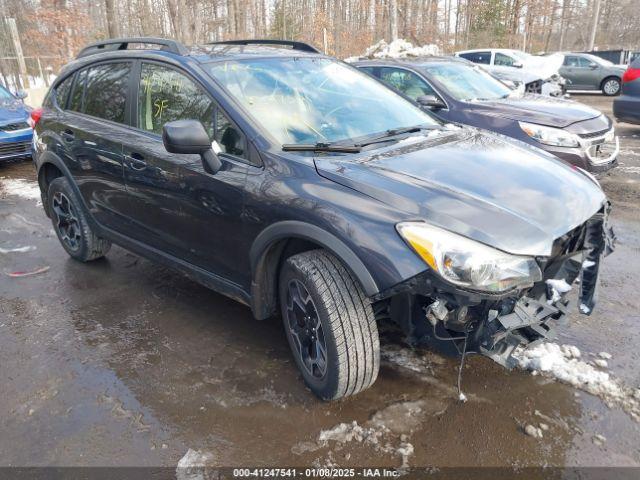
355;56;618;173
455;48;566;96
613;56;640;124
559;53;627;96
0;84;32;163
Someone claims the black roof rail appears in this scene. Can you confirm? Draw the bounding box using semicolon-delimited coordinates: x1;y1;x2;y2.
77;37;189;58
209;39;320;54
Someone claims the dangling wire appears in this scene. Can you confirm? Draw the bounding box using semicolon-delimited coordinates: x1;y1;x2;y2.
457;330;469;403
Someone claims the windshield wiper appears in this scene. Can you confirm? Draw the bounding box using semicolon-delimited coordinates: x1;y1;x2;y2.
355;125;434;148
282;142;362;153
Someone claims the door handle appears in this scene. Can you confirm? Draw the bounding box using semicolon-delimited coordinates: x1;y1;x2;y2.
61;129;75;142
126;153;147;171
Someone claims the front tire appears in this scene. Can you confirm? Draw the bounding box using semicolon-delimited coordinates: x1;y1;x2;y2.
47;176;111;262
602;77;621;96
279;250;379;400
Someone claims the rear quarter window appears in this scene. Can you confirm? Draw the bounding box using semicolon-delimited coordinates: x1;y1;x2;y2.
53;75;73;109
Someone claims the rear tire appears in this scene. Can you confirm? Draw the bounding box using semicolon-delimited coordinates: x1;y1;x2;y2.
279;250;379;400
601;76;621;96
47;176;111;262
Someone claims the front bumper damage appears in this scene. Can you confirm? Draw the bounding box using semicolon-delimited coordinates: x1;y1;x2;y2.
390;204;616;369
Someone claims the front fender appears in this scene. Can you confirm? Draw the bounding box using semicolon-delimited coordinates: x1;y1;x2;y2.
249;221;380;320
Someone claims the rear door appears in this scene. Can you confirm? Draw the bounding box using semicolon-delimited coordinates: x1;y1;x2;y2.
56;61;134;232
121;60;250;284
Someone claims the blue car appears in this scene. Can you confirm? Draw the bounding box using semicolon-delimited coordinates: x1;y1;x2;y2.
0;84;33;162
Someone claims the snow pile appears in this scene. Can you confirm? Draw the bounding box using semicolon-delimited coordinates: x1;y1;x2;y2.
319;420;388;446
176;448;216;480
0;178;41;201
380;344;435;373
514;343;640;421
346;39;439;61
546;278;572;305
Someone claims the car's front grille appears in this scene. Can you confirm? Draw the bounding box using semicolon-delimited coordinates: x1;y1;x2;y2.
0;121;29;132
579;128;610;139
0;140;31;158
525;80;542;94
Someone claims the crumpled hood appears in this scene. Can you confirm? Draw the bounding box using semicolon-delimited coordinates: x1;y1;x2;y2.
470;94;602;128
315;129;606;257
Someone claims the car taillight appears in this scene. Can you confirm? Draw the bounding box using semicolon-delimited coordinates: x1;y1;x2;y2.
622;67;640;83
28;108;43;128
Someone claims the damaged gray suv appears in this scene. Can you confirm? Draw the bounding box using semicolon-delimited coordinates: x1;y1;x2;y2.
34;38;614;401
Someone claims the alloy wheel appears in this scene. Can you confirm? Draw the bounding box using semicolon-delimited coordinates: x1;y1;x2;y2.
603;79;620;95
52;191;82;251
285;279;328;378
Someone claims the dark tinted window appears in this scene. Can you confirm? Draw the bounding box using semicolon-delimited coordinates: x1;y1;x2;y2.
459;51;491;65
358;66;377;76
83;63;130;123
138;63;214;136
378;67;436;100
54;75;73;109
69;69;87;112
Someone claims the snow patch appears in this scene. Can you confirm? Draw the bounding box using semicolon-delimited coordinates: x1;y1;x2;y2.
546;278;572;305
176;448;216;480
0;178;41;201
0;245;36;254
514;342;640;421
346;39;439;61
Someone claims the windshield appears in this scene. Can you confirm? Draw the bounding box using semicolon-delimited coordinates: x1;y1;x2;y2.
0;85;14;102
206;57;437;146
422;63;513;101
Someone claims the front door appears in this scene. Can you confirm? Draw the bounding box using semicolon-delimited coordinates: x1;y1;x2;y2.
121;61;250;285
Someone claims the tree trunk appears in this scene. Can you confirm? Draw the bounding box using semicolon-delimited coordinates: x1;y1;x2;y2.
587;0;601;50
104;0;118;37
389;0;398;40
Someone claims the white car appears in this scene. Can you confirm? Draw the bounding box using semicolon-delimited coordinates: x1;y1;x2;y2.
455;48;567;97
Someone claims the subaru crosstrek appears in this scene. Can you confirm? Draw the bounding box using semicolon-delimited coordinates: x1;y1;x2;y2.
32;38;614;400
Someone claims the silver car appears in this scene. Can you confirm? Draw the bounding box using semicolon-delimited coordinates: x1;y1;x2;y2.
560;53;627;96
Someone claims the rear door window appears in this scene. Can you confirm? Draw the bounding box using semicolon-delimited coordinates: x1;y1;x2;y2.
83;62;131;124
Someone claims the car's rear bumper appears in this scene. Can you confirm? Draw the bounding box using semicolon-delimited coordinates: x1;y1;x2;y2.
613;95;640;124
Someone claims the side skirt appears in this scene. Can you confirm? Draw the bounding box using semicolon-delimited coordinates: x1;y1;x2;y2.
98;225;252;308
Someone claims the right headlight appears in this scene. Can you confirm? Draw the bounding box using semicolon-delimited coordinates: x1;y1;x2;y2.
519;121;580;148
397;222;542;292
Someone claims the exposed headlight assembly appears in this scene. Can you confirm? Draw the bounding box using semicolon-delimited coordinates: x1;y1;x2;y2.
397;222;542;292
519;121;580;148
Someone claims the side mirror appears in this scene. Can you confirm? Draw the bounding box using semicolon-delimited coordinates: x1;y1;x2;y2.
589;63;598;69
162;119;221;175
14;90;27;100
417;94;445;110
513;62;523;69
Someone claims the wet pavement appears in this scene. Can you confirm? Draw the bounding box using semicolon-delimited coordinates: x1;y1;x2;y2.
1;94;639;471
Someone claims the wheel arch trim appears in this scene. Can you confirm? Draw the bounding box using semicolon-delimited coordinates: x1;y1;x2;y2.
249;221;379;319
